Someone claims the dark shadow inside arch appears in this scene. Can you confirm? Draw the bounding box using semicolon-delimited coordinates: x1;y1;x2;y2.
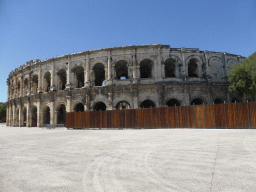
31;107;37;127
140;100;155;108
140;59;153;78
75;103;84;112
44;72;51;92
116;101;130;110
43;107;50;124
57;104;66;125
188;59;199;77
94;102;106;111
57;69;67;90
73;66;84;88
165;59;176;77
214;98;224;104
115;60;128;80
231;98;240;103
191;98;203;105
166;99;180;107
23;108;27;127
93;63;105;86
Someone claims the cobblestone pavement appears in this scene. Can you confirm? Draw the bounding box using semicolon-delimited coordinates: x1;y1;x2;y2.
0;124;255;192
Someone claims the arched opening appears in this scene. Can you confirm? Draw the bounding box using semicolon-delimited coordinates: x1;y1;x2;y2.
214;98;224;104
165;59;176;77
44;71;51;92
32;75;38;94
116;101;130;110
31;106;37;127
191;98;204;105
188;59;199;77
57;104;66;125
93;63;105;86
24;78;28;94
23;108;27;127
75;103;84;112
57;69;67;90
232;98;241;103
43;106;50;124
73;66;84;88
115;60;128;80
17;81;20;94
140;100;156;108
166;99;180;106
140;59;153;78
94;102;106;111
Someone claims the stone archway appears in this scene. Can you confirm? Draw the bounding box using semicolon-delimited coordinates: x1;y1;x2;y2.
140;100;155;108
75;103;84;112
57;104;66;125
166;99;180;106
43;106;50;124
94;102;106;111
191;98;204;105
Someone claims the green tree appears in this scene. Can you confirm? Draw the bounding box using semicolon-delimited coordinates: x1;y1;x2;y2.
0;103;6;121
228;52;256;100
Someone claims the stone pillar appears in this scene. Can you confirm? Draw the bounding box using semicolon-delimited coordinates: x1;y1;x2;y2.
66;96;71;112
106;51;112;85
37;99;41;127
66;56;71;89
54;111;58;124
50;62;56;91
204;51;209;79
28;73;31;96
184;85;190;106
132;52;139;83
18;104;21;127
12;104;15;127
181;48;187;80
38;67;42;93
20;77;23;97
6;105;8;126
50;102;54;124
84;54;90;87
133;86;139;109
107;93;113;110
157;47;162;81
27;102;31;127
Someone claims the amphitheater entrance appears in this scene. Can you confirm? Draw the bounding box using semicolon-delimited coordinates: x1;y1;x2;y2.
115;60;128;80
93;63;105;86
57;69;67;90
188;59;199;77
31;106;37;127
43;107;50;124
23;108;27;127
94;102;106;111
140;100;155;108
164;59;176;77
166;99;180;106
191;98;204;105
73;66;84;88
140;59;153;78
57;104;66;125
75;103;84;112
214;98;224;104
116;101;130;110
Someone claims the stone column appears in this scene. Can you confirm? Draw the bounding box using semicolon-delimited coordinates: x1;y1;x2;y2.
106;51;112;85
107;93;113;110
6;105;8;126
20;77;23;97
204;51;209;79
66;56;71;89
28;73;31;96
50;102;54;124
54;111;58;125
18;104;21;127
133;86;139;109
132;52;139;83
84;54;90;87
38;67;42;93
181;48;187;81
184;85;190;106
50;62;56;91
157;47;162;81
37;99;41;127
12;104;15;127
66;96;71;112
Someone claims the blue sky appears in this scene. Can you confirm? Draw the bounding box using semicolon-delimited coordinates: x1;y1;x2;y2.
0;0;255;102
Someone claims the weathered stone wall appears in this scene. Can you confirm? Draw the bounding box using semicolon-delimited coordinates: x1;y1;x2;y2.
6;44;246;127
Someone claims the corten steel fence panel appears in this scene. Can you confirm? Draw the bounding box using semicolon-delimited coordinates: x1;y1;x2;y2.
82;112;86;128
249;102;256;129
194;105;205;128
95;111;101;128
78;112;84;129
90;111;95;129
225;103;237;129
153;108;160;129
167;107;176;128
236;103;249;129
107;111;113;128
176;106;185;128
143;108;151;129
112;110;119;129
204;105;215;128
125;109;130;128
66;113;71;128
159;107;167;128
130;109;137;128
75;112;80;128
119;110;125;128
137;108;144;129
101;111;107;128
214;104;226;129
185;106;195;128
84;111;90;128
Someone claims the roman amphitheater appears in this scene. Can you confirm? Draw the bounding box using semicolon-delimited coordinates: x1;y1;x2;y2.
6;44;246;127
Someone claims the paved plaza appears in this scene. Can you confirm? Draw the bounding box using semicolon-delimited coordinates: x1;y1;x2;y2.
0;124;255;192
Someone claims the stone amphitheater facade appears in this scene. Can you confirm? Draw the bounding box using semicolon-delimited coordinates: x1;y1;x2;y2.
6;44;245;127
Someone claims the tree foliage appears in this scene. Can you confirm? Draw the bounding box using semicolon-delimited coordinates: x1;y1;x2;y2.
0;103;6;120
228;52;256;100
